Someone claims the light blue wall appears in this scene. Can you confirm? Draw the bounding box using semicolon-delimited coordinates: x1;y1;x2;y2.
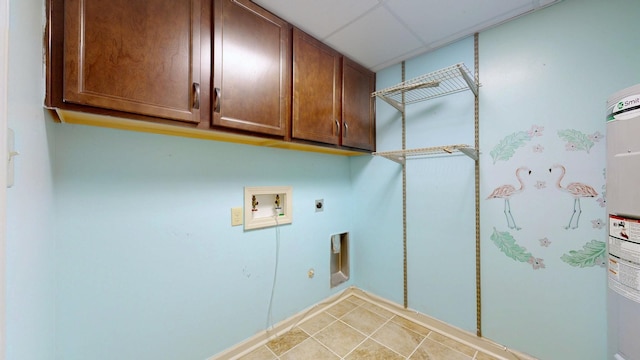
6;0;56;358
480;0;639;359
350;63;404;305
403;37;477;333
357;0;640;359
354;37;478;330
8;0;640;359
53;124;356;359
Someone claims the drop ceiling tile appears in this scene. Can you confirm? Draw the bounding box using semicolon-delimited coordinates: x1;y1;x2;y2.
252;0;562;72
324;6;424;71
385;0;545;49
252;0;381;39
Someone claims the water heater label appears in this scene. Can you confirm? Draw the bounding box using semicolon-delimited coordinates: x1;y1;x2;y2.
608;94;640;121
609;214;640;303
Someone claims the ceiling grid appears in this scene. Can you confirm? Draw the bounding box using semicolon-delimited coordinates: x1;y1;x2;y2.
253;0;560;71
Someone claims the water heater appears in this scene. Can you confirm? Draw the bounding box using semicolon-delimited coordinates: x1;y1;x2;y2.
606;84;640;360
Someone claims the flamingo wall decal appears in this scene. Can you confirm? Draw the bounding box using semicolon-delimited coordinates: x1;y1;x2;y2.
487;167;531;230
549;164;598;229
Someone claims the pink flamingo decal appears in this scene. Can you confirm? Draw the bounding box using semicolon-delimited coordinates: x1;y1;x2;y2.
549;164;598;229
487;167;531;230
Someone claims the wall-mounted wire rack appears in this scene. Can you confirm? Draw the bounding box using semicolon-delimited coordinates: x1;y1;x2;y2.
371;62;479;162
371;63;478;112
373;144;477;165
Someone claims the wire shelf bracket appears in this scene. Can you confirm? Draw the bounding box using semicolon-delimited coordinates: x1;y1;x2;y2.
372;63;479;113
373;144;478;165
371;62;480;164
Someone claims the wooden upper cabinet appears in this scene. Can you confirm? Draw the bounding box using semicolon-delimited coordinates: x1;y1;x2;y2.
59;0;208;125
45;0;371;154
213;0;291;137
293;28;375;151
292;28;342;145
342;58;376;151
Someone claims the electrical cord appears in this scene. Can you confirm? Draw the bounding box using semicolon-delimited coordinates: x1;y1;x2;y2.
265;212;281;332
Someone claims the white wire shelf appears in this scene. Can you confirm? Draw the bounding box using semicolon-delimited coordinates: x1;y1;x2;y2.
372;63;478;112
373;144;478;164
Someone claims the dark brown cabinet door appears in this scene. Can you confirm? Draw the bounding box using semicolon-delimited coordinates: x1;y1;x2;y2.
62;0;206;124
342;58;376;151
292;28;342;145
213;0;291;136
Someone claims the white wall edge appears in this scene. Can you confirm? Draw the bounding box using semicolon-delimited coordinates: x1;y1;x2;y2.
0;0;9;357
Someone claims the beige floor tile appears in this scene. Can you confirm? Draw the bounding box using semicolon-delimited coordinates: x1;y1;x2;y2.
298;311;337;336
326;299;359;318
475;351;500;360
371;321;425;357
345;339;405;360
427;331;476;357
223;294;518;360
409;338;472;360
390;315;431;336
280;338;339;360
237;345;277;360
341;307;388;335
361;301;395;319
345;295;367;306
265;328;309;356
314;320;367;357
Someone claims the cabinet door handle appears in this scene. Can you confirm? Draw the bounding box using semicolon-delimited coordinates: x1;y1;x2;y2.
214;87;221;113
192;83;200;109
335;119;340;135
343;121;349;138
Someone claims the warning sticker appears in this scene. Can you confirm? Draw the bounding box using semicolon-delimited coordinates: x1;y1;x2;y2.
609;215;640;303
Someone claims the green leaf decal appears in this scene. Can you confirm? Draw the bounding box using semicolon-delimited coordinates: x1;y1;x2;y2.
558;129;595;153
560;240;606;268
490;227;532;262
489;131;531;164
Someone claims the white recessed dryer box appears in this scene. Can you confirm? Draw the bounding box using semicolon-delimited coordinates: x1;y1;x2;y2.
244;186;292;230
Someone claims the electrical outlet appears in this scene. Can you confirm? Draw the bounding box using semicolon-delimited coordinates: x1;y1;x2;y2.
231;207;243;226
315;199;324;212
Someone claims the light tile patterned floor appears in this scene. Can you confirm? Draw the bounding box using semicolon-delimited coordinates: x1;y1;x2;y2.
237;295;499;360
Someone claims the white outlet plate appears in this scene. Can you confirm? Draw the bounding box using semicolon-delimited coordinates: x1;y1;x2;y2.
244;186;292;230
